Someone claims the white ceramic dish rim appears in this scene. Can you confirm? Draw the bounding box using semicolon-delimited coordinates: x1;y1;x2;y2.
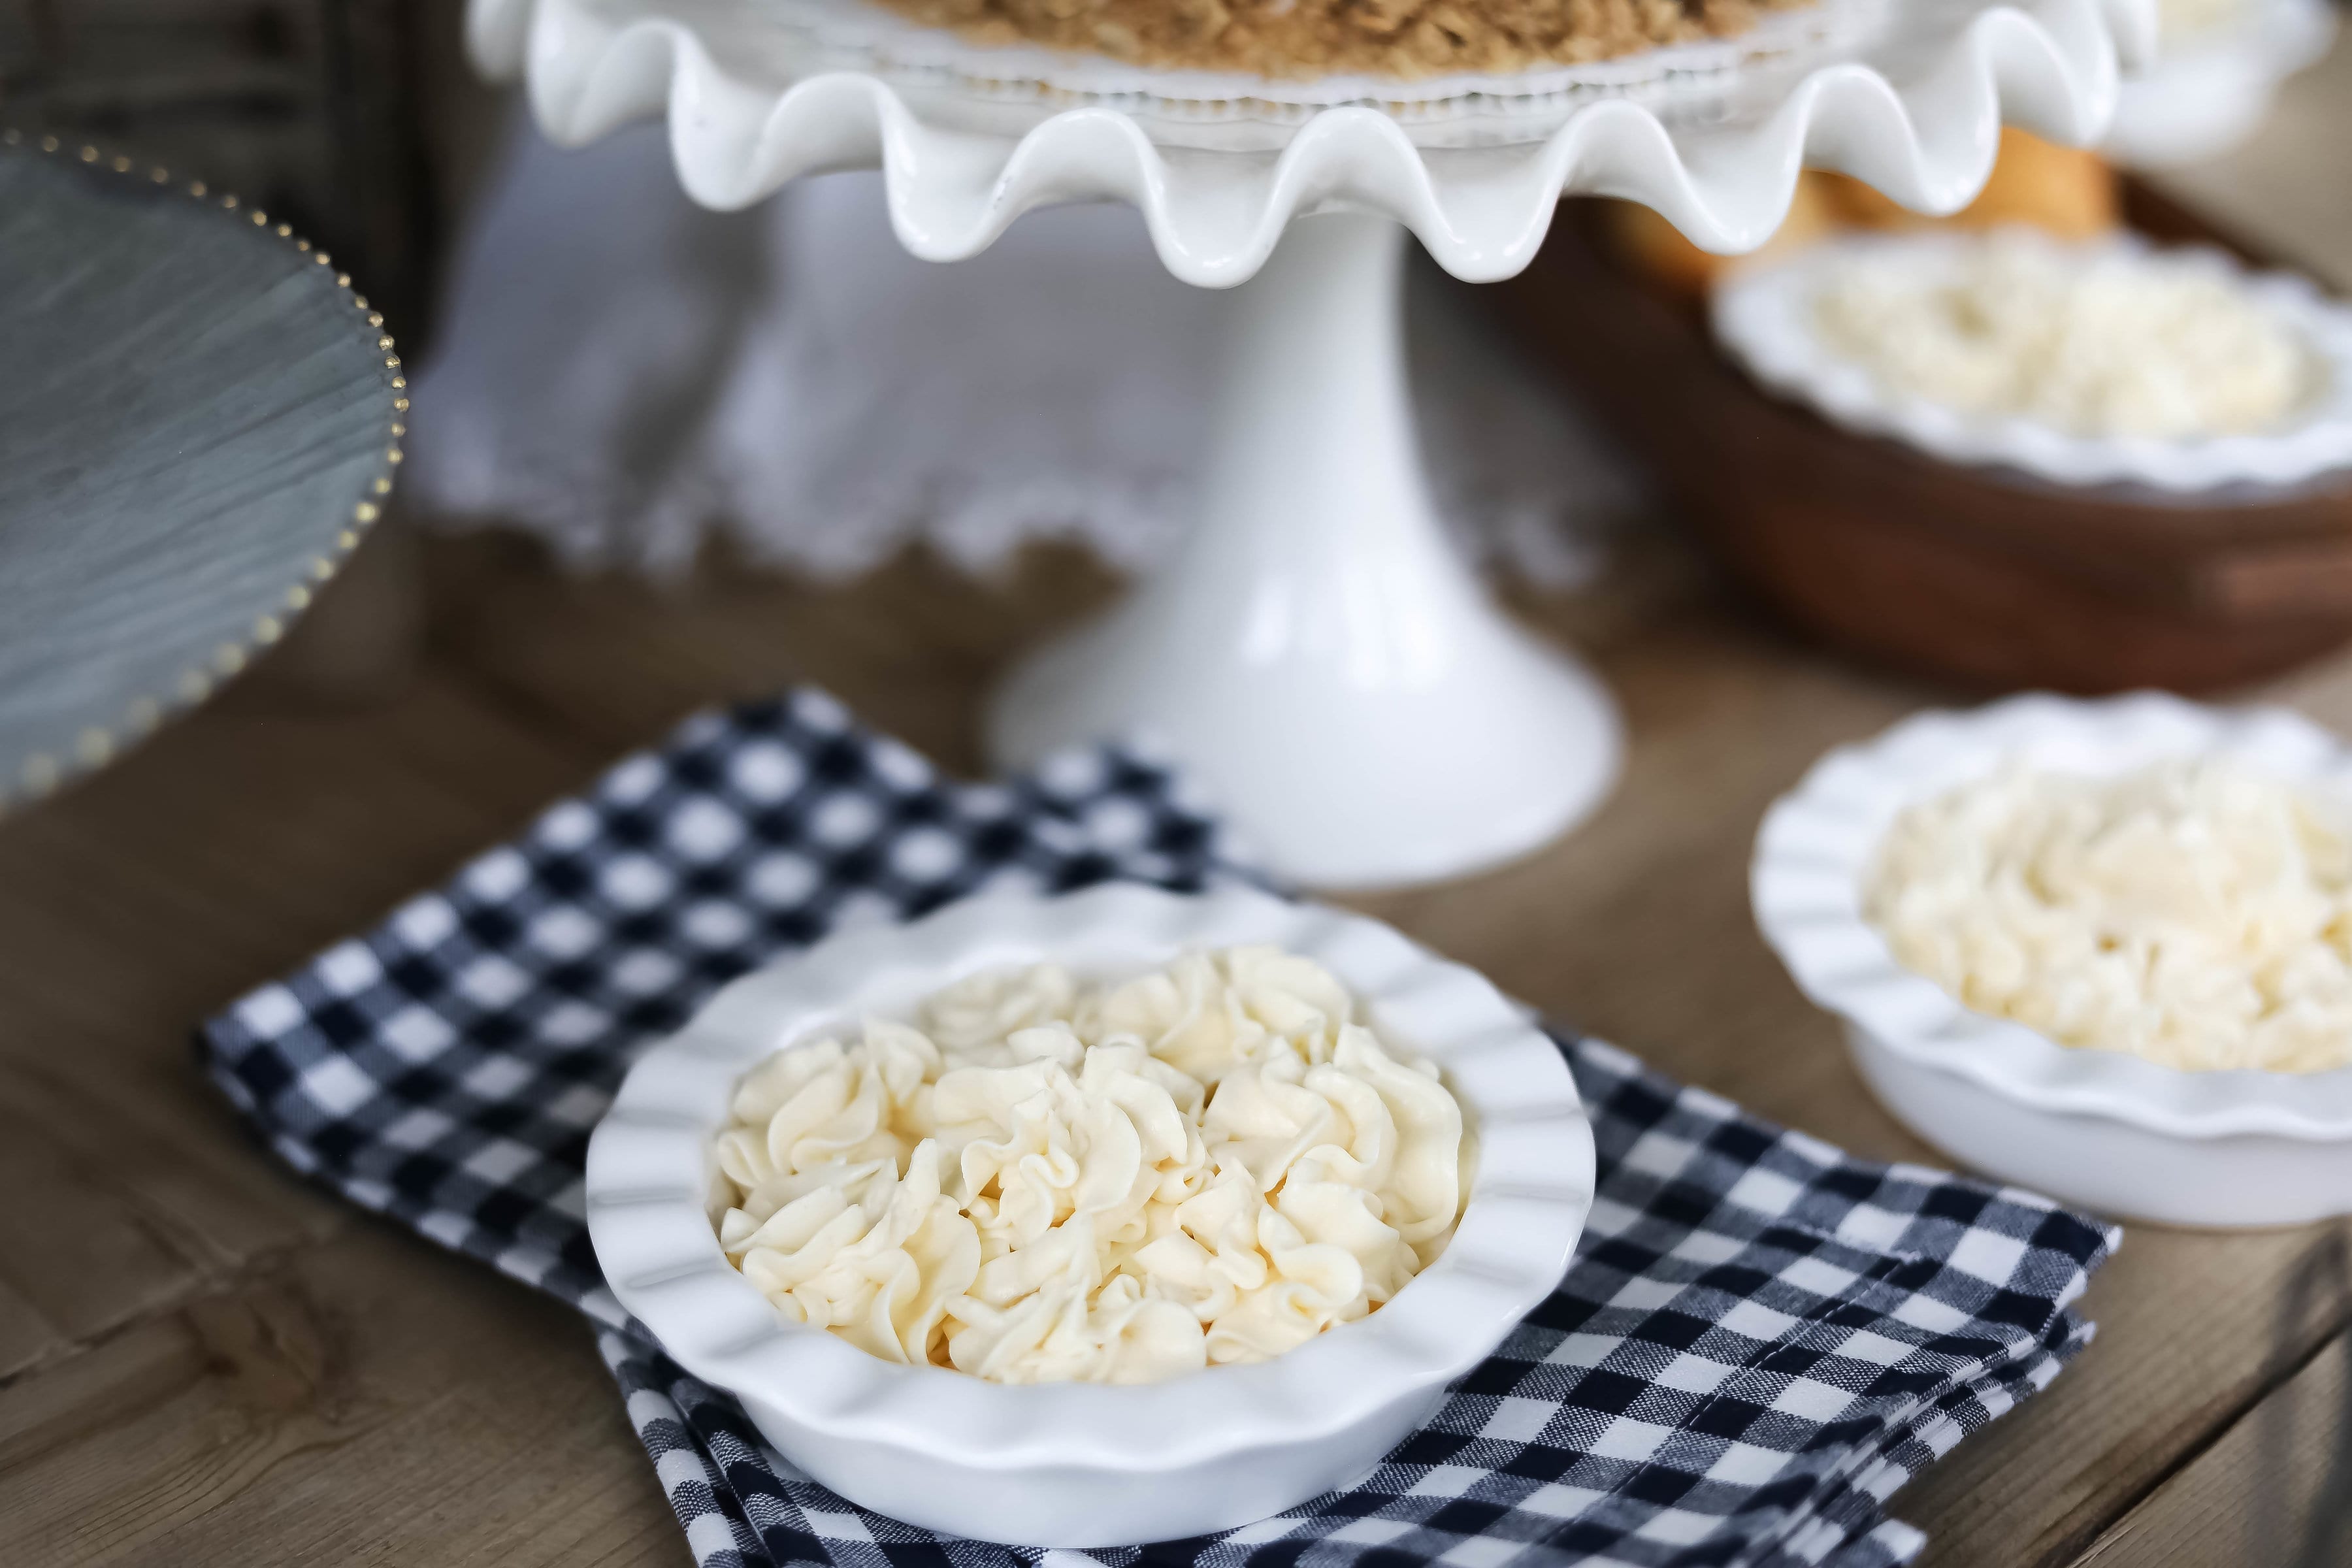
2148;0;2334;67
2104;0;2337;167
1753;691;2352;1143
584;881;1595;1472
1710;227;2352;493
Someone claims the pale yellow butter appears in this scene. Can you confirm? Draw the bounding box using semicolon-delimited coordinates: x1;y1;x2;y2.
1866;757;2352;1073
710;947;1469;1384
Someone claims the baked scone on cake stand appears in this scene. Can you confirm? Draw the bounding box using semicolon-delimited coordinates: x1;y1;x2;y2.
470;0;2151;888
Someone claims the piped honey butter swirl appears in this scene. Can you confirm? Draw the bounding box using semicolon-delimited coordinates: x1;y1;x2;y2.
1867;757;2352;1073
710;948;1471;1384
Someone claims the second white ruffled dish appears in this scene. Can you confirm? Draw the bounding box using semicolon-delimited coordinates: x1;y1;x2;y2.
1712;227;2352;492
1754;692;2352;1228
585;882;1593;1546
2106;0;2336;168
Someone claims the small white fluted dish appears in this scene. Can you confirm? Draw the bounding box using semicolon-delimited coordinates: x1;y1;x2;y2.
2106;0;2336;169
585;882;1595;1546
1712;228;2352;493
1754;691;2352;1229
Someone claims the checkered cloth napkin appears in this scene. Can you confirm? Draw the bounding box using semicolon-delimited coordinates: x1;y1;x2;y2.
202;689;2115;1568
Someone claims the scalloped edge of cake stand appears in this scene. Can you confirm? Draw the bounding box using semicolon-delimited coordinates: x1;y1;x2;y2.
469;0;2155;285
461;0;2150;887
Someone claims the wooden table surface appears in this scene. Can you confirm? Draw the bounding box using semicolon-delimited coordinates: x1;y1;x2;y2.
6;36;2352;1568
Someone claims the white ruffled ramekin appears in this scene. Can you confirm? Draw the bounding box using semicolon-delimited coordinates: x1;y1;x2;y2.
2106;0;2337;169
1711;229;2352;493
585;882;1593;1546
1754;691;2352;1229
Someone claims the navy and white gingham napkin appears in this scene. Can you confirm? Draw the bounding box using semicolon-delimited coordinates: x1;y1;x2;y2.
202;689;2115;1568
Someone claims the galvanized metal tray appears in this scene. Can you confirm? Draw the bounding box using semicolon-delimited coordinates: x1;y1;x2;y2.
0;133;403;809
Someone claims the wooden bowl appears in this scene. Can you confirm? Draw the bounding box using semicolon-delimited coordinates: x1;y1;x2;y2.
1483;188;2352;694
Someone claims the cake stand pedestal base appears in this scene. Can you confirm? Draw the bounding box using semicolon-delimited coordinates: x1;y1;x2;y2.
987;212;1622;890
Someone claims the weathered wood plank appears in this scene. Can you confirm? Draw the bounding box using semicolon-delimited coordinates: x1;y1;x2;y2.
0;1281;63;1386
0;674;595;1047
422;533;1123;775
0;1094;210;1382
2072;1320;2352;1567
0;1226;683;1567
0;649;610;1390
1903;1224;2351;1568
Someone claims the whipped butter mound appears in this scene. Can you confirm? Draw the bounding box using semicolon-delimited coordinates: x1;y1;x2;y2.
710;947;1471;1384
1814;233;2315;440
1865;757;2352;1074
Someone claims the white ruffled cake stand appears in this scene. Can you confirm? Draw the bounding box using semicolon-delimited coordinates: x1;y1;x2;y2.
472;0;2151;888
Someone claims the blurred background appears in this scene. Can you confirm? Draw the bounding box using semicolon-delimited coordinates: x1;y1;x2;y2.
5;0;2344;735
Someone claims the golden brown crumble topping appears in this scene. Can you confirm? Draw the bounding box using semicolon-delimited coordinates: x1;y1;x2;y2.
874;0;1791;78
